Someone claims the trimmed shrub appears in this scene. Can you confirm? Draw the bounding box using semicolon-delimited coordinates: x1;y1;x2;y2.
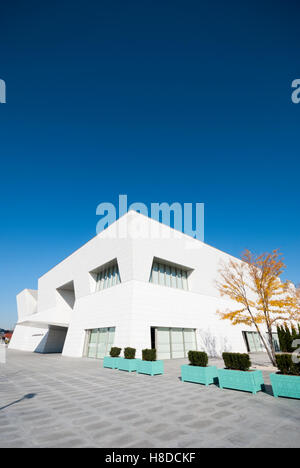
142;349;157;361
284;324;293;352
188;351;208;367
110;347;121;358
277;325;285;352
124;347;136;359
277;325;282;350
277;324;300;353
275;354;300;376
223;352;251;372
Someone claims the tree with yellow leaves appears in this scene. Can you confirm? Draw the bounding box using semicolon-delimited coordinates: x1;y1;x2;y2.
217;250;298;366
295;285;300;315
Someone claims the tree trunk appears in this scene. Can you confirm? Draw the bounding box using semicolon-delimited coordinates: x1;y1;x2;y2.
246;307;276;366
266;325;276;366
255;325;276;367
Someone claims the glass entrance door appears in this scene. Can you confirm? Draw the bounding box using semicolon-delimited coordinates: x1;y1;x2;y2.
86;327;115;359
156;327;171;360
184;328;197;354
156;327;197;359
171;328;185;358
87;329;98;358
96;329;107;359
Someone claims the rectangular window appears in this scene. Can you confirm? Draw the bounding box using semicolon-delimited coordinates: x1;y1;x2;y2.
100;272;105;290
108;267;113;288
171;328;185;358
176;269;183;289
165;265;171;287
272;333;280;352
184;328;197;354
103;270;108;289
171;267;177;288
155;327;197;359
159;263;165;286
182;271;188;290
149;260;189;291
156;327;171;360
111;265;117;286
86;327;116;359
243;331;265;353
87;329;98;358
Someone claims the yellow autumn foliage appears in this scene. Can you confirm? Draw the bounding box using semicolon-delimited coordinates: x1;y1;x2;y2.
216;249;298;365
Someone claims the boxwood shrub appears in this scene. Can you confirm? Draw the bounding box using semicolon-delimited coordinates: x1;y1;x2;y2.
142;349;157;361
124;347;136;359
223;352;251;371
275;353;300;376
188;351;208;367
110;347;121;358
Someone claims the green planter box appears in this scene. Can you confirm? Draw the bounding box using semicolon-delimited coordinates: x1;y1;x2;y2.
103;356;120;369
118;358;138;372
270;373;300;399
217;368;264;394
181;365;218;386
137;360;164;376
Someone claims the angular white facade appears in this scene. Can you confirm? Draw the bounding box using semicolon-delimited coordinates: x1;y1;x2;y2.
10;211;262;359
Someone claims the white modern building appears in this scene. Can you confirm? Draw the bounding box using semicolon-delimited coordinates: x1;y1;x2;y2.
10;211;269;359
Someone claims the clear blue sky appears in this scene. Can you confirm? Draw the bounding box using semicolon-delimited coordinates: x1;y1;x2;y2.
1;0;300;329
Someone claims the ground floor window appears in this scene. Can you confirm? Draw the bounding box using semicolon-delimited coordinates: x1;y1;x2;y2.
243;331;280;353
272;333;280;352
85;327;115;359
153;327;197;359
243;331;265;353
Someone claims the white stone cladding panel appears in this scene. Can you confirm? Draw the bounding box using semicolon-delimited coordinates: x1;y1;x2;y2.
16;289;38;321
62;282;134;358
9;324;47;352
37;236;133;314
130;281;254;357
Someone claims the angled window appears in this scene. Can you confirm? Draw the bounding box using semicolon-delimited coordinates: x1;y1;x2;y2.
149;259;190;291
90;260;121;293
56;280;76;309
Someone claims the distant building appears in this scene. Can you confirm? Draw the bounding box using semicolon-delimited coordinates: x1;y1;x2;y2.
0;331;13;344
4;332;13;342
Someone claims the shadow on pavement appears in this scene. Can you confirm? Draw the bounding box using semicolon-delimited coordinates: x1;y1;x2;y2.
0;393;36;411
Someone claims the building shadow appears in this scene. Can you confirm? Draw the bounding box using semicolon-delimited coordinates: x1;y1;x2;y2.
0;393;36;411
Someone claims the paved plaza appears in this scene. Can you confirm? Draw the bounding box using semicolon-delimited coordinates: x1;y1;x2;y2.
0;350;300;448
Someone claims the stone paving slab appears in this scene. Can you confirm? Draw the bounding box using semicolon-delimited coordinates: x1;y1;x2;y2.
0;350;300;448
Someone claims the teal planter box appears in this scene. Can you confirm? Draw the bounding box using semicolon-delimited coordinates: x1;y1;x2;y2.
217;369;264;394
118;358;138;372
181;365;218;386
137;360;164;376
270;373;300;399
103;356;120;369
